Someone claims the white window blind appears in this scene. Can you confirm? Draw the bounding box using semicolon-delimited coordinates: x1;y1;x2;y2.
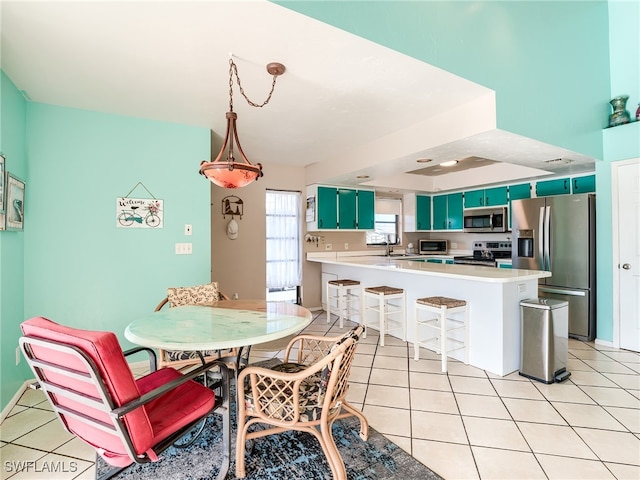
266;190;302;290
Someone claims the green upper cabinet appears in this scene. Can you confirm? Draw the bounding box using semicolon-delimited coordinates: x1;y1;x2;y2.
316;186;337;229
432;195;447;230
463;189;485;208
508;183;532;201
448;192;463;229
571;174;596;194
416;195;431;230
307;185;375;231
338;188;357;229
484;186;509;206
464;187;508;208
433;193;463;230
508;182;531;230
536;177;571;197
357;189;375;230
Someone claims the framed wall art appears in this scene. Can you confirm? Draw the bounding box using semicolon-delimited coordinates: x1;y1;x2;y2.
6;173;25;231
0;154;5;231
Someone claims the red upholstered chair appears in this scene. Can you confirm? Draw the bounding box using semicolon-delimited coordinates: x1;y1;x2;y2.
19;317;230;480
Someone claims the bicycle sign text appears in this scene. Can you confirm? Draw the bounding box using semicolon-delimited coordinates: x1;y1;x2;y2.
116;197;163;229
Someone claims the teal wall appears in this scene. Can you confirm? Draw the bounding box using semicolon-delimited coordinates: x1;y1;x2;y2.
276;0;611;160
1;96;212;410
1;71;29;407
595;0;640;342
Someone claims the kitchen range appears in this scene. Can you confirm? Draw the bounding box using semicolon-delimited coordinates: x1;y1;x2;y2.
453;241;512;267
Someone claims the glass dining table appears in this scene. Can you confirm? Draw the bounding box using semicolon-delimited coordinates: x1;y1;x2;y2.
124;299;313;353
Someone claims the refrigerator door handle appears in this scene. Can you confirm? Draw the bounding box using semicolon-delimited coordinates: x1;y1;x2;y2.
538;206;545;270
539;286;586;296
544;205;551;271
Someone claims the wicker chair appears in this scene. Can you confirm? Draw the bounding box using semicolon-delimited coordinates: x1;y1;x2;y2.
154;282;242;370
236;325;368;479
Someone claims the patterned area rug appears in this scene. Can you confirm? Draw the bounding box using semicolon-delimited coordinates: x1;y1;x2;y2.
97;413;443;480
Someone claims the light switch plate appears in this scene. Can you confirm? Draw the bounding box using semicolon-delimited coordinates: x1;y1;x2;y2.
185;224;192;235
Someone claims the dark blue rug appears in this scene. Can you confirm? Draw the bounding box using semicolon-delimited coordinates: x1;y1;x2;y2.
97;413;442;479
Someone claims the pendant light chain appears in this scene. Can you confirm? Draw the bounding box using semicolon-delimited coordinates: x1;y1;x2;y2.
228;58;281;110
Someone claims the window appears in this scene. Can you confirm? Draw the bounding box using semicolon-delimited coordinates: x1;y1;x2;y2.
266;190;301;303
366;198;402;246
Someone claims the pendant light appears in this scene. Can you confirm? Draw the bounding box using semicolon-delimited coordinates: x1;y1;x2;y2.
199;57;285;188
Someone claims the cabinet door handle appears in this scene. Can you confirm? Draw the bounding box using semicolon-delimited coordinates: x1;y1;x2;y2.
485;196;489;205
573;179;578;191
564;179;568;191
319;219;323;228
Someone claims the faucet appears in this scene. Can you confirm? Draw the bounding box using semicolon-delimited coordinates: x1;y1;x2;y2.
385;235;393;257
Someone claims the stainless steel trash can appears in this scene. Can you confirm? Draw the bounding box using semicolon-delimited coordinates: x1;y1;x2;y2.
519;298;571;383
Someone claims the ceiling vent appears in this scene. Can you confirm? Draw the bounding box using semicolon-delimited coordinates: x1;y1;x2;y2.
543;158;574;165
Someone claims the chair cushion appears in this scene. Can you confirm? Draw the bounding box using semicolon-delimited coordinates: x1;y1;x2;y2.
136;368;215;444
21;317;154;467
166;282;220;307
244;362;326;423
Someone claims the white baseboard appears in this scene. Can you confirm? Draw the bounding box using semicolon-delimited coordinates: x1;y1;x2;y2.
1;379;36;424
594;338;615;349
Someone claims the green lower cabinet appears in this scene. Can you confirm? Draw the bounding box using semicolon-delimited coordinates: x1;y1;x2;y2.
498;263;512;269
445;259;454;265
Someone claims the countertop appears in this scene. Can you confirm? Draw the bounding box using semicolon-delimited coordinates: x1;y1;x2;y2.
307;252;549;283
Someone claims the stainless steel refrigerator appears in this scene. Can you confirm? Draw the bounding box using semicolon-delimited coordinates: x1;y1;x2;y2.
511;193;596;341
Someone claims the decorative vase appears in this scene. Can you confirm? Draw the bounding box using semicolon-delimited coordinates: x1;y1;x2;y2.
608;95;631;127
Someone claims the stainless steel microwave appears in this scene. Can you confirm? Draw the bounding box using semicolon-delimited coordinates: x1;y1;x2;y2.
463;207;508;233
418;239;448;255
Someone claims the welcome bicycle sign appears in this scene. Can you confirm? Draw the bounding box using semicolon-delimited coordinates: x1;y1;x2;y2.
116;197;163;229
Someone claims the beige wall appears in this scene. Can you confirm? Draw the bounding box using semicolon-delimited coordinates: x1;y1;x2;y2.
210;161;327;307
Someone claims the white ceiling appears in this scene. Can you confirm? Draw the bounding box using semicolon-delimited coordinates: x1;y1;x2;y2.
1;0;597;193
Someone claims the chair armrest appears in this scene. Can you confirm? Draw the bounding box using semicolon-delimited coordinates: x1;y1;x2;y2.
111;359;229;419
123;346;157;373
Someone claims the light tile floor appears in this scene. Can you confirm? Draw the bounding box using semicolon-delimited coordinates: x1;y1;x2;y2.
2;311;639;479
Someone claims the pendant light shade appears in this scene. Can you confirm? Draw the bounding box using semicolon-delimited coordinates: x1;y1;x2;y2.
199;112;263;189
199;58;284;189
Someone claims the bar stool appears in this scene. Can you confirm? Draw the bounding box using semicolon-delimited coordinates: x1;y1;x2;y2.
362;286;406;346
413;296;468;372
326;279;362;328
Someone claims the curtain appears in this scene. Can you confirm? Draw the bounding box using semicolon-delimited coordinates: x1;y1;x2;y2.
266;190;302;290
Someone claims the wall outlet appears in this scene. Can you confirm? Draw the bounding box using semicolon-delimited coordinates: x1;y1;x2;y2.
175;243;193;254
326;243;332;251
185;224;192;236
344;243;349;250
16;346;21;366
451;242;458;249
233;293;239;300
518;283;526;293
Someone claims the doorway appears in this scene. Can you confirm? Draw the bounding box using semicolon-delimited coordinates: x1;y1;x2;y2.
265;190;302;304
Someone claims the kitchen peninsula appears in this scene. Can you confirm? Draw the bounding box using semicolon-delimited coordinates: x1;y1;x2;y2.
309;252;551;376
